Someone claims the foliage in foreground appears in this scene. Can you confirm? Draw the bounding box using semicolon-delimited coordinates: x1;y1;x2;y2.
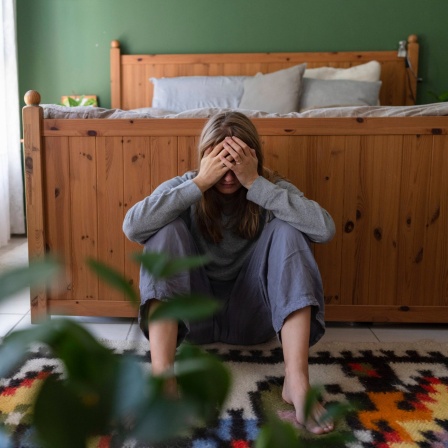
0;253;354;447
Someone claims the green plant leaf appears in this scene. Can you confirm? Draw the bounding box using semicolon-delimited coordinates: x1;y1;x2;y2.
87;258;139;306
132;396;196;443
255;412;300;448
0;257;61;302
175;344;231;418
133;252;208;279
111;355;147;422
0;322;62;377
439;91;448;102
303;385;323;421
67;96;78;107
149;294;221;322
34;375;93;448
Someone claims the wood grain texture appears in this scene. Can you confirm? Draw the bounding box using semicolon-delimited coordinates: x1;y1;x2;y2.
24;100;448;322
22;104;47;322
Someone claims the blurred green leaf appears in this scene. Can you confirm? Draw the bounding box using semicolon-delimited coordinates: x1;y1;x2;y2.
132;396;196;443
67;96;78;107
87;258;139;306
133;252;208;279
319;401;356;425
149;294;221;322
111;355;147;422
176;344;231;418
255;413;299;448
34;376;90;448
0;257;60;302
304;386;323;421
0;322;61;377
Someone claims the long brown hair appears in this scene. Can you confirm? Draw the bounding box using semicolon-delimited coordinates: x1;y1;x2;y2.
195;111;279;243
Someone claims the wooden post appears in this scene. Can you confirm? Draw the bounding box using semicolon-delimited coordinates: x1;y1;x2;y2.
22;90;48;322
110;40;121;109
406;34;419;105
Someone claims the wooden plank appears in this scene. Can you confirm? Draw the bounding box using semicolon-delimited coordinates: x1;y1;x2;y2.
120;50;403;66
150;137;178;191
424;135;448;306
312;137;345;306
69;137;99;302
44;137;72;301
340;136;365;305
42;117;448;138
110;41;122;109
123;137;152;296
396;135;432;306
122;64;147;110
178;136;199;174
326;305;448;323
367;136;402;306
22;104;47;322
49;299;137;317
97;137;126;301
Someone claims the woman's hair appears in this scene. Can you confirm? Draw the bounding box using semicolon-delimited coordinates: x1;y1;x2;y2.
195;111;280;243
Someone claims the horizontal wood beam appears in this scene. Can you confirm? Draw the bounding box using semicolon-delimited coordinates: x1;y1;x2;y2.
42;117;448;137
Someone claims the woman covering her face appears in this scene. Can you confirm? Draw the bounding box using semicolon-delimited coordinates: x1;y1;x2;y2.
123;111;335;434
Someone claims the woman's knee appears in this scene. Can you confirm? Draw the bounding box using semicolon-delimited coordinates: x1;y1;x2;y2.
143;218;193;255
264;218;311;250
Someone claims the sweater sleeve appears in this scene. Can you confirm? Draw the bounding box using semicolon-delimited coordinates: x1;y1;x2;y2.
246;176;335;243
122;172;202;244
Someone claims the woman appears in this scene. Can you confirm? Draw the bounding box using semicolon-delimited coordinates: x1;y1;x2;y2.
123;111;335;434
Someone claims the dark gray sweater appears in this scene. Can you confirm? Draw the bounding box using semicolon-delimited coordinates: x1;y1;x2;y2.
123;172;335;281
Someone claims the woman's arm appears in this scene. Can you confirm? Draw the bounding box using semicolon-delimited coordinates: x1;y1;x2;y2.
246;177;335;243
122;172;201;244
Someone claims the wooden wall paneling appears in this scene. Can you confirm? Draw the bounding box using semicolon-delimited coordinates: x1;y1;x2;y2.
340;136;364;305
123;137;152;302
178;136;199;174
150;137;178;191
366;136;403;306
97;137;125;301
396;135;432;306
312;137;345;306
69;137;99;302
44;136;72;301
424;135;448;306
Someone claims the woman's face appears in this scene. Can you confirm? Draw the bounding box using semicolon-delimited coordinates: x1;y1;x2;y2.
214;169;242;195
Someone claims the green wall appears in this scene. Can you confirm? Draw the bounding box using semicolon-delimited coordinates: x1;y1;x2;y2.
17;0;448;108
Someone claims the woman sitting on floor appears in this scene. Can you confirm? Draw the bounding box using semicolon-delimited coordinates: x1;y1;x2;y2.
123;111;335;434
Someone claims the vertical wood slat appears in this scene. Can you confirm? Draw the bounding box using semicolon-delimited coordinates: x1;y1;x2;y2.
150;137;178;191
44;137;72;301
178;137;199;174
312;137;345;306
69;137;99;301
97;137;125;301
366;136;403;305
396;135;432;305
123;137;152;298
22;104;47;322
424;135;448;305
340;137;364;305
406;35;419;106
110;41;121;109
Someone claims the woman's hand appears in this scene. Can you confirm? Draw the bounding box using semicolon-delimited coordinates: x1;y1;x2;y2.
220;136;259;189
193;142;231;192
